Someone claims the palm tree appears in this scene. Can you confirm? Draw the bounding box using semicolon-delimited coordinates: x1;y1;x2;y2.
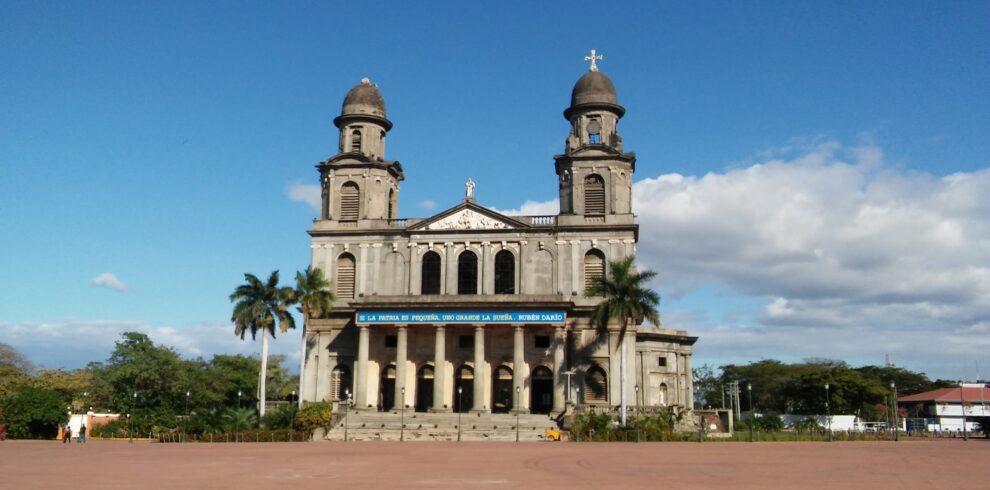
292;267;334;408
229;271;295;418
588;255;660;427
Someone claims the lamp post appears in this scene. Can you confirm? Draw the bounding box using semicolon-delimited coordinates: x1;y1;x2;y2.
512;386;522;442
81;391;88;443
634;385;640;413
130;391;137;443
747;383;753;443
127;414;132;443
959;381;968;441
400;387;406;442
457;386;463;442
184;391;190;440
343;389;350;442
825;383;832;442
237;390;242;443
890;382;899;442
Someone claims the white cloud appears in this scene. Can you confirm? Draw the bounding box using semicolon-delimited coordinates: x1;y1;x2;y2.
90;272;127;292
419;199;437;210
628;139;989;378
491;199;560;216
286;182;321;212
0;319;302;371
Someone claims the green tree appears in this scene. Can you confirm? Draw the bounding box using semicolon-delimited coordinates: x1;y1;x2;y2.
229;271;295;417
2;387;66;439
692;364;721;409
291;266;334;408
0;342;33;401
588;256;660;426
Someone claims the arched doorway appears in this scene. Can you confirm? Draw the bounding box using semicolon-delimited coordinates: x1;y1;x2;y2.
380;365;396;411
415;365;434;412
530;366;554;414
454;365;474;413
584;365;608;404
492;365;513;413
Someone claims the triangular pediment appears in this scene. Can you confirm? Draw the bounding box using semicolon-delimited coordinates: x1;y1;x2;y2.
409;201;528;231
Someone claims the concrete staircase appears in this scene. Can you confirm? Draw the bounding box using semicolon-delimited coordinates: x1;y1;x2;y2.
324;410;561;442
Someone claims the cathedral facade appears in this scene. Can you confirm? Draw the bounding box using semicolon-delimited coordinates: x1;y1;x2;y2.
301;63;696;418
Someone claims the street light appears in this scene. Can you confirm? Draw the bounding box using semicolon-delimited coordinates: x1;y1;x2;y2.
184;391;191;440
959;381;968;441
457;386;463;442
634;385;640;413
747;383;753;443
825;383;832;442
237;390;243;443
400;386;406;442
127;413;132;443
513;386;522;442
130;392;137;443
343;389;350;442
890;382;899;442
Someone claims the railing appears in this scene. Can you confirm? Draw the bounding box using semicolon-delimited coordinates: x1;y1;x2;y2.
387;219;408;228
524;215;557;226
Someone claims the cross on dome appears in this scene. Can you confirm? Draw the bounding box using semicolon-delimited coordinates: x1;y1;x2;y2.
585;49;603;72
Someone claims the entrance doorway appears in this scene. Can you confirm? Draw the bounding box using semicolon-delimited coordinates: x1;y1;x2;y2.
530;366;554;414
454;365;474;413
492;365;513;413
415;365;434;412
380;365;396;411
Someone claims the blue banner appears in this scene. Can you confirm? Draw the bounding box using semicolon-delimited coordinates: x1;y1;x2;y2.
355;310;566;325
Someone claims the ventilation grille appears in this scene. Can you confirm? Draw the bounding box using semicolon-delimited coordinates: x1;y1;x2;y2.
339;184;360;221
585;368;607;403
336;256;355;299
584;253;605;294
584;176;605;214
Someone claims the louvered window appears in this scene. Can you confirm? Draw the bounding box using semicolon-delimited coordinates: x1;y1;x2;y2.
330;366;351;401
584;250;605;295
585;366;608;403
339;182;360;221
584;175;605;215
350;130;362;152
336;253;356;299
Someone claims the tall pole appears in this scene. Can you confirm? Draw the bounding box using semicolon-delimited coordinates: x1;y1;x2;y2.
237;390;242;443
130;392;137;443
457;386;463;442
344;389;350;442
184;391;190;440
400;387;406;442
960;382;968;441
890;382;899;442
515;386;521;442
747;383;753;443
825;383;832;442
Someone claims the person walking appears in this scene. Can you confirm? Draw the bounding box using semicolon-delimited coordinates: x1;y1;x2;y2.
78;423;86;444
62;425;72;444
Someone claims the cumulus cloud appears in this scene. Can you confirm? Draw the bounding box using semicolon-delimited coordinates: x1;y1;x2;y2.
0;319;302;371
287;182;321;212
90;273;126;292
491;199;560;216
419;199;437;210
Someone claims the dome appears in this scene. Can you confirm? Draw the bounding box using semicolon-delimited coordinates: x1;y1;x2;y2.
341;78;386;118
565;70;625;119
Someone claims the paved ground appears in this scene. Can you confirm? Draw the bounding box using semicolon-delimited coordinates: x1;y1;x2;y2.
3;439;988;489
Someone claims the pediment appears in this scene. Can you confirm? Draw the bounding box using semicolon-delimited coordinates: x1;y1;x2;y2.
409;201;527;231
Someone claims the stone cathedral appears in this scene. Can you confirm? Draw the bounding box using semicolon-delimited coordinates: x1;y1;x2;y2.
301;58;696;427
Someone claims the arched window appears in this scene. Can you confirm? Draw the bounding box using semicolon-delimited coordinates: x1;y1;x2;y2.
494;250;515;294
583;249;605;295
330;365;351;401
585;365;608;403
339;182;360;221
350;129;362;152
659;383;668;406
587;118;601;144
584;174;605;215
421;251;441;295
387;188;396;219
336;253;356;299
457;250;478;295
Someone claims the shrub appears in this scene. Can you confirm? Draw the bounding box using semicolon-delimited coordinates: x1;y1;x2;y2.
1;387;66;439
294;402;333;432
792;416;824;434
222;407;258;432
261;405;296;429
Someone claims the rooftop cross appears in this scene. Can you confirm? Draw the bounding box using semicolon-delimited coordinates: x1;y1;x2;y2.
585;49;603;72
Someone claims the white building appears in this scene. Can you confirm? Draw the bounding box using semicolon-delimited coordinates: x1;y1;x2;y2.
897;384;990;433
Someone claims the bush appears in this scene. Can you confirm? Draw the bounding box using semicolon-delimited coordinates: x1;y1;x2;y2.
739;412;785;432
294;402;333;432
261;405;296;430
222;407;258;432
792;416;824;434
570;409;688;442
1;387;66;439
91;419;127;438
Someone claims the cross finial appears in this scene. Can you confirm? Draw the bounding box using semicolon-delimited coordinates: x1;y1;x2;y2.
585;49;603;72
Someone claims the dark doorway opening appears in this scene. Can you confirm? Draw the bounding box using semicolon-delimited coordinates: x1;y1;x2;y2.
530;366;554;414
416;365;434;412
454;365;474;412
380;365;396;411
492;365;513;413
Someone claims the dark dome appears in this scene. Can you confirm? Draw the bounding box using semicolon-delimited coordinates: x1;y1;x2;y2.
341;78;386;118
565;70;625;119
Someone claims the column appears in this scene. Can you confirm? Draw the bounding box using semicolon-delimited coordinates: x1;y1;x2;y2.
481;242;491;294
394;326;408;410
432;326;447;411
355;326;369;409
570;240;581;296
358;243;369;296
444;242;454;294
512;325;526;413
472;326;487;412
552;327;566;413
683;353;693;410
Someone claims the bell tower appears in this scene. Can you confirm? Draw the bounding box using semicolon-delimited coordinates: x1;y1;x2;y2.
318;78;404;222
555;52;635;222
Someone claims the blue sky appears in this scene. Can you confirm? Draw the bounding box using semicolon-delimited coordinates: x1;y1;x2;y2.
2;1;988;380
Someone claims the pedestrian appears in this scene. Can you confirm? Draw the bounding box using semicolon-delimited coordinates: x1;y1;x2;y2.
78;423;87;444
62;424;72;444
